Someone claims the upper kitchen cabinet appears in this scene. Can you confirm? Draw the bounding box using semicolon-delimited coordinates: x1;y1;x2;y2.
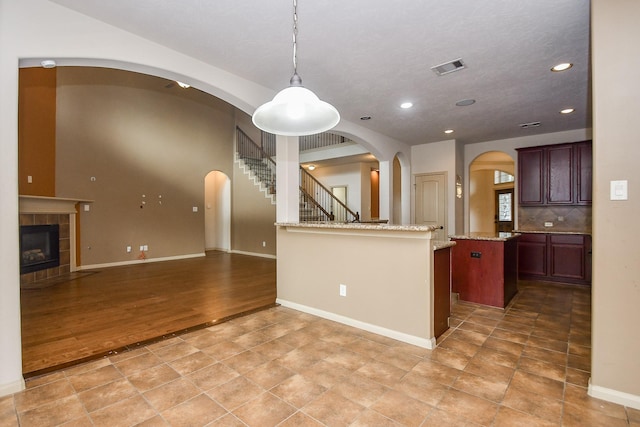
517;141;592;206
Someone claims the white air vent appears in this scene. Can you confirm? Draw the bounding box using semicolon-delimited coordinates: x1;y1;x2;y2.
431;58;466;76
519;121;541;129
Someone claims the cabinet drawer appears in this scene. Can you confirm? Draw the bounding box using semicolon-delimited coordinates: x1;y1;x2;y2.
519;233;547;243
549;234;585;245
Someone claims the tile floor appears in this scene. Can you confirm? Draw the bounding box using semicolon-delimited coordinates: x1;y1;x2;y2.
1;282;639;426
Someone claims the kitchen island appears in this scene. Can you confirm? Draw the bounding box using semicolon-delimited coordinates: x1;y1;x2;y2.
450;232;520;308
276;222;452;349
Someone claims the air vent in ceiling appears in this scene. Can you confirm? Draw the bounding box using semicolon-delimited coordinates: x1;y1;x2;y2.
519;121;541;129
431;58;466;76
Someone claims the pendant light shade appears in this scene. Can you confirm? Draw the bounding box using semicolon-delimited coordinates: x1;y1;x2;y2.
252;0;340;136
252;74;340;136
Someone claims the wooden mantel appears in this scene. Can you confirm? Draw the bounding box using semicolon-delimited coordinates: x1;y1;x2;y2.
18;195;93;214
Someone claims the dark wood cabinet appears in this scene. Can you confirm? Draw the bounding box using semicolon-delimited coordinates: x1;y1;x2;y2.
518;233;591;285
575;141;593;205
517;141;592;206
451;236;519;308
433;247;451;339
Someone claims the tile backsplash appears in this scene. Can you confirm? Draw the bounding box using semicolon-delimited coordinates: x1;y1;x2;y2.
518;206;591;233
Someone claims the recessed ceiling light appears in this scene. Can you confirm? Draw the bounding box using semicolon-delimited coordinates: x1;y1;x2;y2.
360;116;372;121
455;99;476;107
176;81;190;89
400;102;413;109
444;129;454;134
551;63;573;72
560;108;575;114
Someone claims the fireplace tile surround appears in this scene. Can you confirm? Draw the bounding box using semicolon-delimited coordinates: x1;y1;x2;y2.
19;213;70;284
18;196;90;286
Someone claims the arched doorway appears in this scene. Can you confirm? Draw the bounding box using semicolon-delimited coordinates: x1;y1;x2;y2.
204;171;231;251
469;151;515;233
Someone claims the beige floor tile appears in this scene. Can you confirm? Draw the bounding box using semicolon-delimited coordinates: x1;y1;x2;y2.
464;356;515;384
88;394;157;426
167;351;216;376
350;408;402;427
518;356;567;382
143;377;200;412
77;377;138;412
113;350;164;376
244;360;295;389
233;392;296;426
18;395;85;427
452;371;509;402
493;406;558;426
436;388;499;426
160;393;227;426
509;371;565;401
187;362;239;391
300;360;354;389
411;359;461;386
67;365;123;393
394;371;448;407
501;385;563;423
430;346;471;370
301;390;364;426
200;340;246;361
127;363;180;392
270;374;328;408
422;407;484;426
207;375;264;411
14;379;76;413
355;359;408;388
369;389;432;426
251;338;294;360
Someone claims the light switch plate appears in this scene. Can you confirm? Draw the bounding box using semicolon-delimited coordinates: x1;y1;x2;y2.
610;180;628;200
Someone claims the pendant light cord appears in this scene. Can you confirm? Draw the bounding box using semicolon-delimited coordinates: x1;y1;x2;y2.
290;0;302;86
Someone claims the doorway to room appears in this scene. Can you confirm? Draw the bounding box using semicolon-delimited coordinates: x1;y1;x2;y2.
204;171;231;252
469;151;515;233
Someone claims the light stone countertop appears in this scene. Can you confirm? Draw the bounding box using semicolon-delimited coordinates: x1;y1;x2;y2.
275;222;440;232
433;240;456;250
449;232;521;241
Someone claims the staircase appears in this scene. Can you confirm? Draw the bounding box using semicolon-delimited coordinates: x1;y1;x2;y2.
235;127;360;222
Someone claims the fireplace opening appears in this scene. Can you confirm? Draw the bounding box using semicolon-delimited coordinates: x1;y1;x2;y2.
20;224;60;274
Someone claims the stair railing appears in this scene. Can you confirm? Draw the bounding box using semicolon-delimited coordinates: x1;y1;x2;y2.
299;187;334;221
300;167;360;223
238;127;360;223
237;127;276;193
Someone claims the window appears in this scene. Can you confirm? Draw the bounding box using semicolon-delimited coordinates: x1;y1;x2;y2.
494;170;515;184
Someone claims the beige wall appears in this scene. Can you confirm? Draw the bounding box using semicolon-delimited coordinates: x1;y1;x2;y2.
54;67;276;265
590;0;640;406
277;225;435;347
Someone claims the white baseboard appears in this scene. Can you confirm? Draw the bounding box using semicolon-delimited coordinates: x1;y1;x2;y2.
78;252;206;270
0;378;25;397
230;250;276;259
589;379;640;409
276;298;436;350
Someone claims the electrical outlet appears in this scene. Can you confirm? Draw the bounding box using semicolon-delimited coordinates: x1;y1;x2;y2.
262;241;266;247
126;246;131;253
339;284;347;297
140;245;144;251
471;251;481;258
27;175;33;183
143;245;148;251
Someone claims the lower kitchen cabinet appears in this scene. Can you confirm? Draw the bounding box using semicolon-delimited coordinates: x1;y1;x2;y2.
518;232;591;285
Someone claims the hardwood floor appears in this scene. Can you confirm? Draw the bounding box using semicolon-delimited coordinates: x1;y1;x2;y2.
20;251;276;377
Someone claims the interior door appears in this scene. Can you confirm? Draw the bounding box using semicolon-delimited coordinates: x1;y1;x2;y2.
495;188;514;233
415;173;447;241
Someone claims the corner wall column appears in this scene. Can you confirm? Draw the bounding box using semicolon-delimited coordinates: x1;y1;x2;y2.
378;160;393;223
276;135;300;223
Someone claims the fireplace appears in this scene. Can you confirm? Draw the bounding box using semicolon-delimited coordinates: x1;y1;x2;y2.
20;224;60;274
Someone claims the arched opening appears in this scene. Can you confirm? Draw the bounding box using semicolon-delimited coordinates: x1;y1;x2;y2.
469;151;515;233
204;171;231;252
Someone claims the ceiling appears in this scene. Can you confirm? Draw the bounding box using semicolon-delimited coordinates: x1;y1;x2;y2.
49;0;591;147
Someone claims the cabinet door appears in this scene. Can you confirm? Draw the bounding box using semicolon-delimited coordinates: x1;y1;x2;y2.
547;144;574;204
518;148;545;205
517;234;547;277
549;234;586;281
576;141;593;205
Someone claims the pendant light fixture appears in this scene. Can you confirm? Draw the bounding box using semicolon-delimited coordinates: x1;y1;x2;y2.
252;0;340;136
